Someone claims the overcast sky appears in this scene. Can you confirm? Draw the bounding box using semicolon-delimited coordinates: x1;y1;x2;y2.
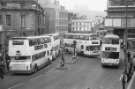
58;0;107;11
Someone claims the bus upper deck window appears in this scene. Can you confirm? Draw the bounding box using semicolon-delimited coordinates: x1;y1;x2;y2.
112;39;119;44
13;40;24;45
15;56;31;60
29;39;38;46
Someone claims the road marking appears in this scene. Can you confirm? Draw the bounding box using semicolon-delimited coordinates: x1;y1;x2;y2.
8;83;24;89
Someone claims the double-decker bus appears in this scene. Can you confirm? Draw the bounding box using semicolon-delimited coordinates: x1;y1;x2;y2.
83;39;101;56
101;33;120;67
8;35;53;73
63;33;91;54
48;33;60;60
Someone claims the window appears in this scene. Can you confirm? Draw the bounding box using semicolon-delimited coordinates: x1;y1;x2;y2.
15;56;31;60
102;52;119;59
103;38;119;44
81;45;84;49
6;15;11;26
127;40;135;50
0;15;3;24
13;40;24;45
32;51;46;61
21;15;25;27
29;39;38;46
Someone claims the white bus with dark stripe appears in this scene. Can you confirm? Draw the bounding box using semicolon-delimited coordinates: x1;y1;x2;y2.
83;39;101;56
63;33;98;54
101;34;120;67
8;35;53;74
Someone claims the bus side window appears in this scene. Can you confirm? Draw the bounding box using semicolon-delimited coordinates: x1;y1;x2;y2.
86;46;89;51
29;39;37;46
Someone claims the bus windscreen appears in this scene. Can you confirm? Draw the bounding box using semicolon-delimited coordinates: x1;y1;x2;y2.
102;52;119;59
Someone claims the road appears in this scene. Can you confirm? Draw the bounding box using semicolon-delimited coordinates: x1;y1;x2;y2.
0;53;124;89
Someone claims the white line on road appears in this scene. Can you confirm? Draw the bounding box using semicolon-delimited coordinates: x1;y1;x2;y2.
8;83;24;89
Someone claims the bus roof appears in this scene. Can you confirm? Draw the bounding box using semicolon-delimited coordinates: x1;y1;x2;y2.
104;34;119;39
11;35;50;40
64;33;93;36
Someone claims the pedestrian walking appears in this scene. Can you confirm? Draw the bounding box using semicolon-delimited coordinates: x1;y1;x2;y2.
126;52;134;82
59;44;65;67
60;52;65;67
5;53;10;71
120;71;127;89
72;40;78;63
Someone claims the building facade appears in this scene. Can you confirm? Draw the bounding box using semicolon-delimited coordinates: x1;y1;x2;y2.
0;0;46;50
71;19;93;33
105;0;135;38
44;1;68;34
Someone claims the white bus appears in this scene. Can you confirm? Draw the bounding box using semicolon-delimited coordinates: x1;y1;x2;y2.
48;33;60;60
101;34;120;67
83;39;101;56
63;33;91;54
8;35;53;73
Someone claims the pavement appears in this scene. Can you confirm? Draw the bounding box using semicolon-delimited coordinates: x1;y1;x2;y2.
0;49;125;89
127;72;135;89
6;55;124;89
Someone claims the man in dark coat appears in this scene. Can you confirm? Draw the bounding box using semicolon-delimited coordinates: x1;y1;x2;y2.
0;53;4;79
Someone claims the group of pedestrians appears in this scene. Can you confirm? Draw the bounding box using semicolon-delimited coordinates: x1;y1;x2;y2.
59;40;78;68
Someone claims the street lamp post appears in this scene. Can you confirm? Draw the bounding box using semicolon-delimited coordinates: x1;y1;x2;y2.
124;0;128;73
0;26;7;73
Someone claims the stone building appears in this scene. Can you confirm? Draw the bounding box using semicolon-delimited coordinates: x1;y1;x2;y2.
71;19;93;33
105;0;135;38
44;1;68;34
